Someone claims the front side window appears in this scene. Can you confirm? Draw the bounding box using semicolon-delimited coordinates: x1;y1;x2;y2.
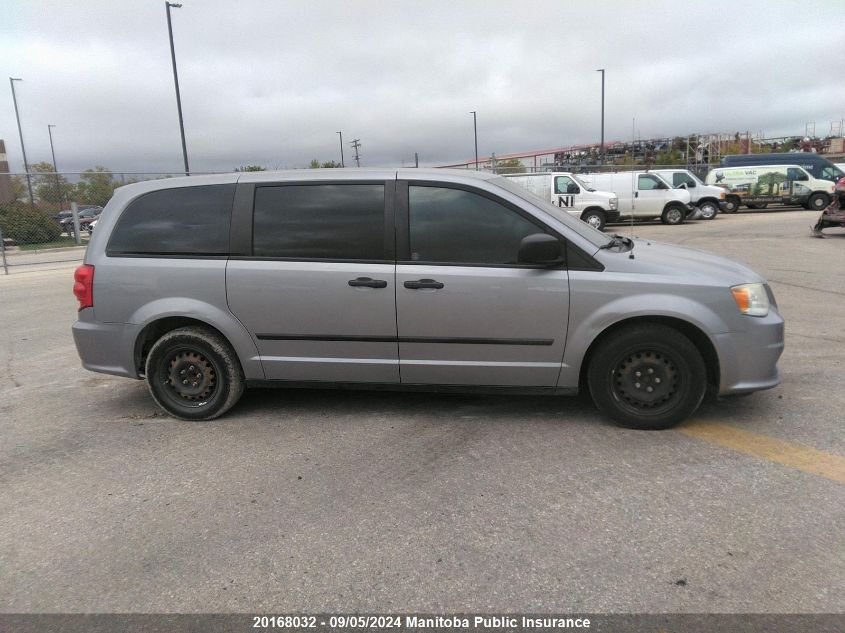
253;184;385;260
672;173;695;188
638;174;662;190
554;176;578;194
108;184;235;255
408;185;544;265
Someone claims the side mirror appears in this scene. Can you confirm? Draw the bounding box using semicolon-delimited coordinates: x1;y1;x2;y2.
567;183;580;194
657;181;668;190
687;181;696;188
518;233;563;264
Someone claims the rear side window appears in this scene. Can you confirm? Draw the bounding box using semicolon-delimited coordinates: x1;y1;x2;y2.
108;185;235;256
252;184;385;260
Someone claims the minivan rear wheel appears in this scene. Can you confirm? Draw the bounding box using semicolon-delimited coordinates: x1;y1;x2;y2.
145;326;244;421
588;324;707;430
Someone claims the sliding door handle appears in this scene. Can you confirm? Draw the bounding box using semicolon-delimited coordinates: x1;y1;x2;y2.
348;277;387;288
403;279;444;290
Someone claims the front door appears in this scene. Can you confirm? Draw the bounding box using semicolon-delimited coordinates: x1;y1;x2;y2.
395;181;570;387
636;173;666;216
553;175;582;212
226;180;399;383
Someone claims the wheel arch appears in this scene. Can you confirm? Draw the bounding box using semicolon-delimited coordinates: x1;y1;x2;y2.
576;315;720;395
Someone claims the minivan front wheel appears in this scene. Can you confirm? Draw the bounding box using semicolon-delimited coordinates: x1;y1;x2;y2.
145;326;244;421
588;324;707;430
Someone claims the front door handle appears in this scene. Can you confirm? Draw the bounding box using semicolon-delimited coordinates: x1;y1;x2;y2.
403;279;444;290
634;191;639;198
348;277;387;288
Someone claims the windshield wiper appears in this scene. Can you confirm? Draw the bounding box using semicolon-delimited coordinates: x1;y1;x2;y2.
599;234;634;251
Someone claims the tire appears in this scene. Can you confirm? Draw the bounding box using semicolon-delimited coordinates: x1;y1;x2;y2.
807;193;829;211
698;200;718;220
580;208;606;231
661;204;686;225
587;324;707;430
145;326;245;421
723;196;740;213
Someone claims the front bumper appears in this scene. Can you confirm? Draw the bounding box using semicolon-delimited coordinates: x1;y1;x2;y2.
713;310;785;395
605;210;621;223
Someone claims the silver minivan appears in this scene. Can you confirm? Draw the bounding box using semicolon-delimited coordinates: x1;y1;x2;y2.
72;169;784;429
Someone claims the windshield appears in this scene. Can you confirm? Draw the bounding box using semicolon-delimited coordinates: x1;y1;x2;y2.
489;176;611;248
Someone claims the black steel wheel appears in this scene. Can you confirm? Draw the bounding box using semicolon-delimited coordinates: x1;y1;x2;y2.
588;324;707;429
723;197;740;213
145;326;244;421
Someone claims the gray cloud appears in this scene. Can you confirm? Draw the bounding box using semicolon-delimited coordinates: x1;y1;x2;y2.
2;0;843;173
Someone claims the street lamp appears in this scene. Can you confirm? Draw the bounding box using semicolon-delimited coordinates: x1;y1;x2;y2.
47;124;65;210
470;111;478;170
596;69;605;164
337;131;345;167
9;77;34;204
165;2;190;175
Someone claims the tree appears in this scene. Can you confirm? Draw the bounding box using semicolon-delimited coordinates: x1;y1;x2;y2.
234;165;266;172
9;175;28;202
495;158;524;174
30;162;73;209
321;160;342;168
309;159;321;169
75;167;116;207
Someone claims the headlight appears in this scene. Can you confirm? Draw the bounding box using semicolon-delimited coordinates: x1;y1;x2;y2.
609;196;618;210
731;283;769;317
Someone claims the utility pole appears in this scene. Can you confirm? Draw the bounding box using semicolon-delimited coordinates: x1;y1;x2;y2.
337;131;345;167
350;139;361;167
9;77;34;204
47;124;65;210
470;111;479;170
596;69;605;164
165;2;190;175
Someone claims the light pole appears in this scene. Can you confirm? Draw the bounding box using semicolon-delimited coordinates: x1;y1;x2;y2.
470;111;479;170
47;124;65;210
337;131;345;167
9;77;34;204
596;69;605;164
165;2;190;175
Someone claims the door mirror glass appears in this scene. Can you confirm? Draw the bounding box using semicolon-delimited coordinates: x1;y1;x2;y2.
567;183;580;194
518;233;562;264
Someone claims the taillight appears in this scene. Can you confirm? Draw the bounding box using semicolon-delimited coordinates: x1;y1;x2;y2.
73;265;95;311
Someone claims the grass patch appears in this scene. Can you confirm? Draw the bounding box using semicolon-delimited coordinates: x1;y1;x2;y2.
16;237;88;251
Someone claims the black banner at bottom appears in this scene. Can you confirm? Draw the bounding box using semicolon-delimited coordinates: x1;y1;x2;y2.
0;613;841;633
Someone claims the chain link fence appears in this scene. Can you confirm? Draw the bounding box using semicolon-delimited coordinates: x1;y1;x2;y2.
0;170;202;273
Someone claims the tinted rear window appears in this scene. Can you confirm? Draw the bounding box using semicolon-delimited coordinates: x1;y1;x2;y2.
252;184;385;260
108;185;235;255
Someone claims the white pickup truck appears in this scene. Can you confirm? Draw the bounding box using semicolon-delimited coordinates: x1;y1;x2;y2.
504;172;619;230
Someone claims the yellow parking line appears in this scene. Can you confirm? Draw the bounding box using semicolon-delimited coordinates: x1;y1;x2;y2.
677;421;845;485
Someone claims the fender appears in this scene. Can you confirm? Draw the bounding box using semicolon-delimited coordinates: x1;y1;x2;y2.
129;298;265;380
558;292;729;389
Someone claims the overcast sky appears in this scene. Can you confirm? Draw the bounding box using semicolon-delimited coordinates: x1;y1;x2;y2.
2;0;844;173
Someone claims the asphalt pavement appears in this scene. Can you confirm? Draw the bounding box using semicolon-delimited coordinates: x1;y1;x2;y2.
1;209;843;613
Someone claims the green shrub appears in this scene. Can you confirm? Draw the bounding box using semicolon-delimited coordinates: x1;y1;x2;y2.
0;202;63;245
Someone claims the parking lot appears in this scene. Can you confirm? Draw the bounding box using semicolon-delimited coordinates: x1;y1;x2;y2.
1;209;843;613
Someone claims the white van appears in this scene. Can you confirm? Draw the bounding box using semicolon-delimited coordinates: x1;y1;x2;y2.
705;164;835;212
579;171;694;225
652;169;725;220
504;172;619;230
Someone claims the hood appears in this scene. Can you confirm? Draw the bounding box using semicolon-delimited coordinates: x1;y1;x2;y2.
596;239;765;286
